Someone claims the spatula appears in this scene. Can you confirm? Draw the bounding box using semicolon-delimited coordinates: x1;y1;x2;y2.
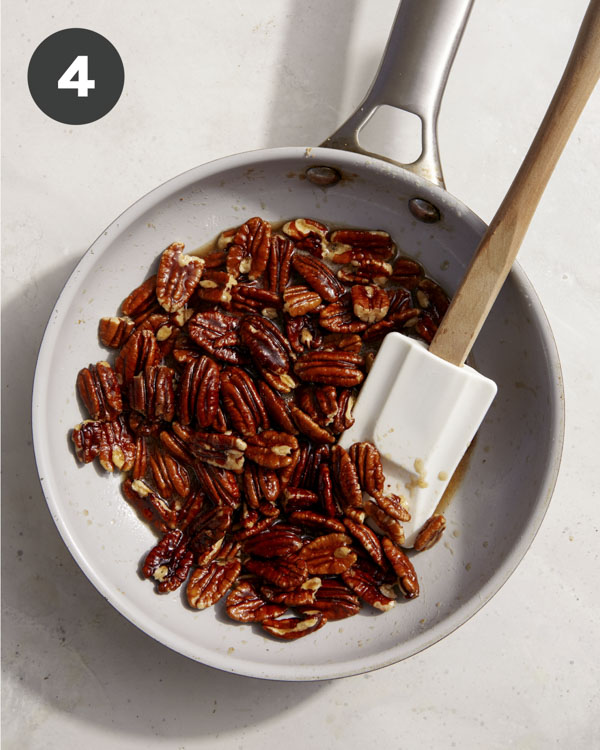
339;0;600;547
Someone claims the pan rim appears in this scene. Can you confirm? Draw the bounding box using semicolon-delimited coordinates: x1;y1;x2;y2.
31;146;565;681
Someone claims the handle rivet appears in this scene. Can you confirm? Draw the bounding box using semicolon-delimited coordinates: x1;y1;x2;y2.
409;197;441;223
305;166;342;187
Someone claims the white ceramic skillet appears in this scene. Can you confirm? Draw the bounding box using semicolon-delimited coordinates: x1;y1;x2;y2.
32;0;565;681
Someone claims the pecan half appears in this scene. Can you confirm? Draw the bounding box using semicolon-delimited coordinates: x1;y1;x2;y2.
292;253;345;302
289;510;346;534
114;329;161;383
283;285;322;317
72;416;135;472
76;361;122;421
245;556;308;590
294;350;364;387
239;315;292;376
149;448;192;500
296;578;360;620
284;314;323;354
121;275;158;319
142;528;194;593
225;581;287;622
231;216;272;281
289;404;335;445
98;316;135;348
195;462;241;508
257;380;297;434
156;242;205;312
245;431;299;469
129;365;176;422
414;514;446;551
266;234;294;293
177;355;220;428
190;431;247;473
187;504;233;558
343;517;385;568
187;557;241;610
243;524;304;558
351;284;390;323
319;301;368;334
381;537;419;598
243;462;281;508
341;567;396;611
297;533;357;575
363;500;405;546
220;366;269;437
261;612;326;640
283;218;329;256
187;310;244;364
348;442;384;498
330;445;363;512
122;478;179;531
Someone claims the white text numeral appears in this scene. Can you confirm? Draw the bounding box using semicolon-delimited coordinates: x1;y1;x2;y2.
57;55;95;97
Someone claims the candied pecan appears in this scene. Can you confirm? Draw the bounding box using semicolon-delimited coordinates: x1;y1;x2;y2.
72;416;135;472
177;356;220;428
294;350;364;387
296;578;360;620
295;385;337;427
329;228;393;252
243;462;281;508
351;285;390;323
187;557;241;610
257;380;297;434
319;301;367;335
390;256;424;289
196;269;237;305
261;577;322;607
282;285;322;317
348;442;384;498
330;445;363;511
363;499;405;546
243;524;304;558
121;275;158;319
122;478;179;531
195;462;241;508
156;242;205;312
239;315;292;376
142;529;194;593
282;487;319;513
260;369;298;394
149;448;192;500
341;567;396;611
132;435;149;480
220;366;269;437
202;248;228;268
187;503;233;558
114;329;161;383
381;537;419;599
414;514;446;551
416;279;450;321
343;517;385;568
283;218;329;256
226;581;287;622
284;314;323;354
266;234;294;293
98;316;134;348
159;423;195;464
414;312;439;344
289;404;335;445
190;431;246;473
230;217;272;281
317;462;337;518
261;612;326;640
331;389;355;434
187;310;244;364
129;365;176;422
321;333;363;354
232;516;276;542
289;510;346;534
377;493;411;522
337;259;392;286
76;361;122;421
176;489;205;531
245;556;308;590
297;533;357;575
245;431;299;469
292;253;345;302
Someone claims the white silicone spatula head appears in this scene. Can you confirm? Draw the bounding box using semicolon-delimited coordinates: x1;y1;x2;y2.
341;0;600;547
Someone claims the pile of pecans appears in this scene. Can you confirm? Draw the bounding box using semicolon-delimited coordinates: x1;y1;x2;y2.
71;217;448;640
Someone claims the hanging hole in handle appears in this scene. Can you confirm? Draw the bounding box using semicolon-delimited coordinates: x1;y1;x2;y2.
357;105;423;166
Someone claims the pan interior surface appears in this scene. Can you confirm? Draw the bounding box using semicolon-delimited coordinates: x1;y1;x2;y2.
32;147;564;680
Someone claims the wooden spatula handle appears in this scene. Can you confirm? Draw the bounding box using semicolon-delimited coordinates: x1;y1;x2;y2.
429;0;600;367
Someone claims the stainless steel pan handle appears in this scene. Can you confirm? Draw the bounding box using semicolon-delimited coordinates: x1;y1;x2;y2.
322;0;474;188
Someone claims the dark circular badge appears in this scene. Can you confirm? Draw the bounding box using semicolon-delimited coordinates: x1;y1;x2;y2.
28;28;124;125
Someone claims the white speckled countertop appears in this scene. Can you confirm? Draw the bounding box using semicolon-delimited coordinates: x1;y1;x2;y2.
2;1;599;747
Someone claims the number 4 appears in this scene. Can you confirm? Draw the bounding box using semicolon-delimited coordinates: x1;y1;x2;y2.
58;55;95;97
